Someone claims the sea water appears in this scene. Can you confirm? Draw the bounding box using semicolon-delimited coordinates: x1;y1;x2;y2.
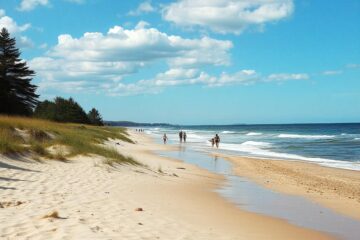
144;123;360;170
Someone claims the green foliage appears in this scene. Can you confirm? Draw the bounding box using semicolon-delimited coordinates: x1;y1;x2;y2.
88;108;104;126
32;100;56;120
34;97;90;124
0;28;39;115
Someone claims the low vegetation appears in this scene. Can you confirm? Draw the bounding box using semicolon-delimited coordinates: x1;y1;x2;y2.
0;115;137;165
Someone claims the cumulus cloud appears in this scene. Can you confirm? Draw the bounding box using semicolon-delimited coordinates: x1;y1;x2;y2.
18;0;49;11
29;23;232;94
44;25;232;65
0;9;31;34
0;9;33;48
128;1;156;16
162;0;294;34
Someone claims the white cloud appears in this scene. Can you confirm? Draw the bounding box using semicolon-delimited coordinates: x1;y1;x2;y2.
29;23;232;94
18;0;49;11
135;20;150;30
18;36;34;48
0;10;31;34
266;73;309;81
162;0;294;34
322;70;342;75
108;69;311;96
128;1;156;16
0;9;32;48
17;0;83;11
45;25;232;65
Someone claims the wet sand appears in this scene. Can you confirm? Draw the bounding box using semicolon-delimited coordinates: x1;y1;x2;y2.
216;153;360;221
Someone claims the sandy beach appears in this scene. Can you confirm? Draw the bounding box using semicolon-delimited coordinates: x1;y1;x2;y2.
217;153;360;221
0;130;337;239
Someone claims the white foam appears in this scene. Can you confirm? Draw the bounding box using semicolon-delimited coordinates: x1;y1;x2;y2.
219;141;360;170
246;132;263;136
355;138;360;141
222;131;236;134
219;141;272;155
278;134;335;139
185;133;210;143
241;141;271;147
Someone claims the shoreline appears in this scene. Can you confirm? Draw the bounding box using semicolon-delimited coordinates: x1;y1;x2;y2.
212;152;360;221
140;128;360;221
0;129;334;239
218;153;360;172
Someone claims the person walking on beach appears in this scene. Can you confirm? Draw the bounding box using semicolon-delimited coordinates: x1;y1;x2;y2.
163;134;168;144
214;134;220;148
179;131;183;143
183;132;187;142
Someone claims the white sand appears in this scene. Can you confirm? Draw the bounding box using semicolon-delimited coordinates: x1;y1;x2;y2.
0;130;332;240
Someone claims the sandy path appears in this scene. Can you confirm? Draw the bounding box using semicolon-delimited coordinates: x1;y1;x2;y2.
0;130;333;239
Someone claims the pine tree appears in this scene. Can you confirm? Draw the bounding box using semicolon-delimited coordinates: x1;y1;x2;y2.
88;108;104;126
0;28;39;115
34;97;90;124
33;100;56;120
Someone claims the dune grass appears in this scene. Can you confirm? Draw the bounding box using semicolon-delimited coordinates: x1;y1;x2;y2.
0;115;137;165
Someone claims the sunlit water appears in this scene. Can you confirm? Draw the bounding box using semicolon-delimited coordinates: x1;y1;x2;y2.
144;123;360;171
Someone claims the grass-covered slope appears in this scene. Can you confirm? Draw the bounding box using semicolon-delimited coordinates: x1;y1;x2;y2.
0;115;137;165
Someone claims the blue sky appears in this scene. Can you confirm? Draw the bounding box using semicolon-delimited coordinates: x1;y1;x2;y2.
0;0;359;124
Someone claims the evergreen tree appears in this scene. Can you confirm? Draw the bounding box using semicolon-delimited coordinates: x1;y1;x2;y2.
0;28;39;115
33;100;56;120
34;97;90;124
88;108;104;126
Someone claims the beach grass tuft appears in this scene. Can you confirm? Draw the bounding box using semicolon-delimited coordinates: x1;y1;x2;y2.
0;115;137;165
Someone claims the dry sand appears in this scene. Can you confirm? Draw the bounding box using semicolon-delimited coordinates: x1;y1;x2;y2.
0;130;333;239
218;154;360;220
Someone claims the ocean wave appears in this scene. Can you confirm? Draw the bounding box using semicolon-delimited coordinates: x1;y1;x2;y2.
221;131;236;134
185;133;210;143
241;141;271;147
278;134;335;139
355;138;360;141
246;132;263;136
219;141;360;170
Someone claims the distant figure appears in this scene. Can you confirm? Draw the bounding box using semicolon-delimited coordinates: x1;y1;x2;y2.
210;138;215;147
183;132;187;142
179;131;183;142
214;134;220;148
163;134;168;144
